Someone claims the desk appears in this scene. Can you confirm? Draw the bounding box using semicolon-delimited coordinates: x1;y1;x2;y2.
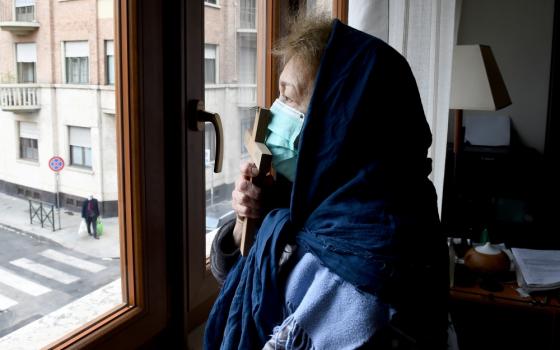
450;281;560;349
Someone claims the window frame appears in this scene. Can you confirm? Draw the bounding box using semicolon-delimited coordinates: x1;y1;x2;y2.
63;41;89;84
19;137;38;161
204;43;218;84
45;0;174;347
106;40;115;85
42;0;349;347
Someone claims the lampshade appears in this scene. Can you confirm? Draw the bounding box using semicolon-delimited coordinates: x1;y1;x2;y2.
450;45;511;111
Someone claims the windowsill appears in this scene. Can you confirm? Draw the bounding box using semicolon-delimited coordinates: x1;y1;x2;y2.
204;3;221;9
237;28;257;34
16;158;39;166
67;165;94;174
100;85;116;91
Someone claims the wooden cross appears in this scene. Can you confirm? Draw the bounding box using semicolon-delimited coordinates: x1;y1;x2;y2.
240;107;272;256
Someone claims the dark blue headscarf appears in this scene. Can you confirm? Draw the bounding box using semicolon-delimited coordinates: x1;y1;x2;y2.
205;20;447;349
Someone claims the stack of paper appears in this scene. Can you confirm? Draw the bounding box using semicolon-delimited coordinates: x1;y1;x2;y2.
511;248;560;292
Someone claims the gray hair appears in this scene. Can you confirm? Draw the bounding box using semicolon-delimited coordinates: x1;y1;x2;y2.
273;14;333;78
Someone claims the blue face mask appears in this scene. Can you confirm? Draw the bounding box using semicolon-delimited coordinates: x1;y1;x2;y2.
265;99;305;182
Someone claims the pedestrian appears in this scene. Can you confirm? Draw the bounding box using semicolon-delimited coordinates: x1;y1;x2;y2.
206;15;449;350
81;195;100;239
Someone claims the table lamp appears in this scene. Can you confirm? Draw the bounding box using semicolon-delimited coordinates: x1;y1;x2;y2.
450;45;512;168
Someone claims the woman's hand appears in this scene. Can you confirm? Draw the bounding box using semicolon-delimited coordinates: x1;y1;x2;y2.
232;162;263;247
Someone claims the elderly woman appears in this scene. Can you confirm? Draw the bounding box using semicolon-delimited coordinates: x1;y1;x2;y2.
205;16;449;350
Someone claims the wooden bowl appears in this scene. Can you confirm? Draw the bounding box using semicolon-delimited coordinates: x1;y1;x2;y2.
464;242;510;275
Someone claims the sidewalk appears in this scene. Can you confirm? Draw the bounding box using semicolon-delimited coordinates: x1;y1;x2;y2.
0;192;120;259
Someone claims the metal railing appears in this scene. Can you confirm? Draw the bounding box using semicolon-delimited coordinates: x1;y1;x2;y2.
29;199;58;231
0;84;40;110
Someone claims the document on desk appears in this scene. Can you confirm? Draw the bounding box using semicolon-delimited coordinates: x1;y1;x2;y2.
512;248;560;291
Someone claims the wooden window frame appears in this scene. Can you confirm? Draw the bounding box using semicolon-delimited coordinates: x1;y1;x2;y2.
45;0;173;348
38;0;348;347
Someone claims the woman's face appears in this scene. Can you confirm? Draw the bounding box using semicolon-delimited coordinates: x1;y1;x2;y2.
278;57;315;115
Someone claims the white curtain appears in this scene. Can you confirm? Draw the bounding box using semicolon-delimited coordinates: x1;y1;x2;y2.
349;0;458;214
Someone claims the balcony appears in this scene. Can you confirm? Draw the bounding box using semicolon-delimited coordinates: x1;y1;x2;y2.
0;85;40;112
0;5;39;35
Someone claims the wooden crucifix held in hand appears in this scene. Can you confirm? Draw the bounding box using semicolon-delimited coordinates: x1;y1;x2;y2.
240;107;272;256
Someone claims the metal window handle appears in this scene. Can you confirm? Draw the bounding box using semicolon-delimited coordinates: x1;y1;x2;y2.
189;99;223;173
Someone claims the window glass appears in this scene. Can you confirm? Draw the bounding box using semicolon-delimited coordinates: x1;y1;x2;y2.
204;44;217;84
0;0;121;347
204;0;257;242
16;43;36;83
106;40;115;85
69;126;92;168
18;121;39;161
15;0;35;22
64;41;89;84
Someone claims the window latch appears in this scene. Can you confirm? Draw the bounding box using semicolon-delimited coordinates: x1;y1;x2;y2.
188;99;223;173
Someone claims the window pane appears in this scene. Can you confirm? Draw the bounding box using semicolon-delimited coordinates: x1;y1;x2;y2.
71;145;84;165
84;147;92;167
240;0;255;29
0;2;122;346
107;55;115;85
204;1;257;241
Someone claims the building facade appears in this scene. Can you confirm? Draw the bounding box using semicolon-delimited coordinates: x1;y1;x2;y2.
0;0;257;217
0;0;117;216
203;0;257;206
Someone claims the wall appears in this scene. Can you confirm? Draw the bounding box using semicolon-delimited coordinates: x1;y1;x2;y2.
457;0;554;153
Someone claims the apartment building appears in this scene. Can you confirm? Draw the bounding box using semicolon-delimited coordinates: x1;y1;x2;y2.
0;0;117;216
203;0;257;205
0;0;257;216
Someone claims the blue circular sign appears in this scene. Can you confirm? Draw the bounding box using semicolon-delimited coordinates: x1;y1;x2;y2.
49;156;65;172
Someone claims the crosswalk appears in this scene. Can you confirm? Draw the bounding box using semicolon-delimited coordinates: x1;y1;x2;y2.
0;249;107;312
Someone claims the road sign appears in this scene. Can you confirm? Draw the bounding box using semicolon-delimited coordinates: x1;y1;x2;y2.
48;156;65;172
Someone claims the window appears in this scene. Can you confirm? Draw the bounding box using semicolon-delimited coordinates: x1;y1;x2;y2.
64;41;89;84
106;40;115;85
240;0;256;29
238;34;256;83
240;109;255;155
205;0;218;5
16;43;36;83
68;126;92;168
204;44;217;84
15;0;35;22
18;121;39;161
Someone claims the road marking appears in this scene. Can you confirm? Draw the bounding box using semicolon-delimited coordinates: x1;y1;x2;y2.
0;293;18;311
40;249;106;273
0;267;51;296
10;258;80;285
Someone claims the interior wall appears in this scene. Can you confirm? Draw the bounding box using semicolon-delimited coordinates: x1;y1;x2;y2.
457;0;554;153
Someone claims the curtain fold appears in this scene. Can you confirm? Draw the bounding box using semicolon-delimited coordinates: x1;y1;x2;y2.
349;0;458;213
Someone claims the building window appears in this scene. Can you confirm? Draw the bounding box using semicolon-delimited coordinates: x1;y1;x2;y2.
240;109;255;155
15;0;35;22
106;40;115;85
204;0;218;5
69;126;92;168
64;41;89;84
16;42;36;83
204;44;217;85
19;121;39;161
238;34;256;83
239;0;256;29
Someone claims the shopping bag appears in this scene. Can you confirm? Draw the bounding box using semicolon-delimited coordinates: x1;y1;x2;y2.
78;219;88;237
96;218;104;236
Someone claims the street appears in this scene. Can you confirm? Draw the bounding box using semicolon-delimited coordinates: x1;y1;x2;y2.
0;227;120;338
